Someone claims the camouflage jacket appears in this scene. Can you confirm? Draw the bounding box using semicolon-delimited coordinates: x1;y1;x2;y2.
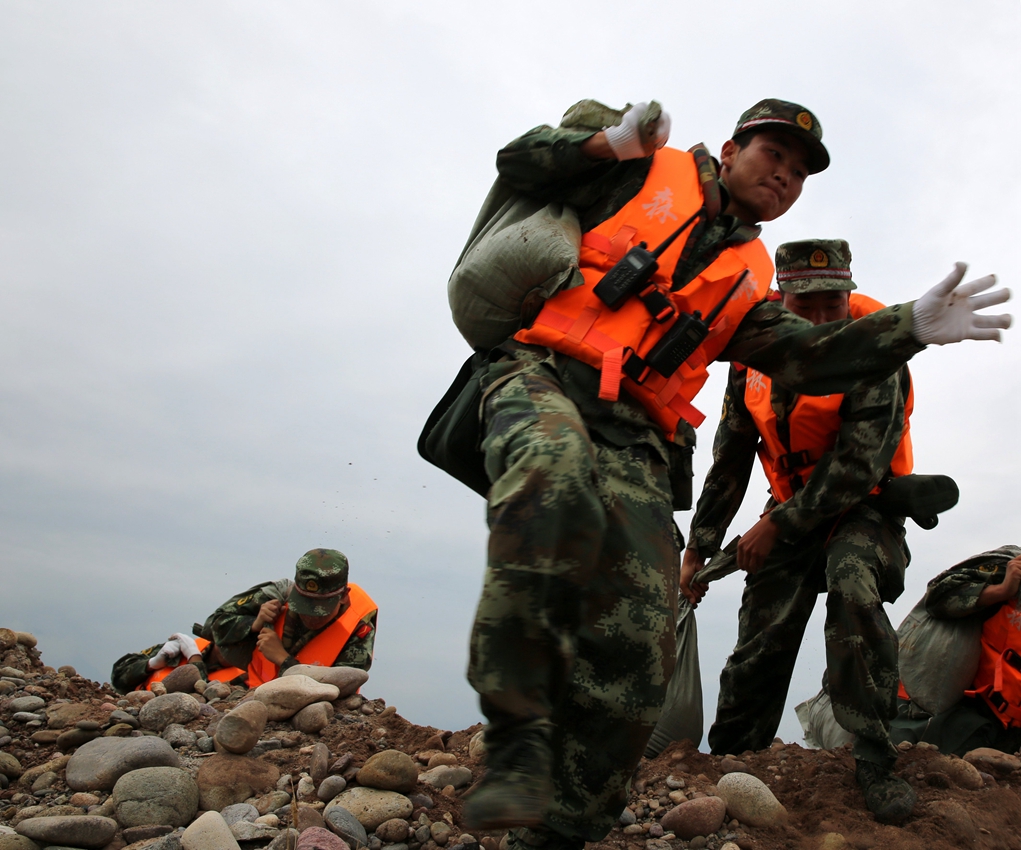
924;546;1021;619
493;117;923;506
203;579;376;672
687;363;910;558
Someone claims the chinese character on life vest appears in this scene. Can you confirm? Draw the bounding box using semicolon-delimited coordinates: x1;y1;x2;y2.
642;187;678;223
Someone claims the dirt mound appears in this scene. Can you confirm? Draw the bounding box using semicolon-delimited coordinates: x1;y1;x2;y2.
2;632;1021;850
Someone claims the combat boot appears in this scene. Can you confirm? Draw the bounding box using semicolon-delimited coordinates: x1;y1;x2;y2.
463;720;553;830
855;758;916;825
873;474;959;529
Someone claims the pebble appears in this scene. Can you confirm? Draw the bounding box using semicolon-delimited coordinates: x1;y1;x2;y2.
267;829;301;850
317;774;349;802
139;693;202;732
0;753;22;779
29;772;57;792
70;792;101;807
964;747;1021;777
311;741;331;786
45;702;91;729
162;664;202;694
122;824;175;842
112;766;200;828
359;750;421;794
109;710;140;727
214;700;268;755
104;723;136;738
11;713;44;724
7;697;41;716
716;773;787;827
31;731;61;746
428;753;458;768
251;675;341;721
297;806;328;831
195;753;280;811
418;765;472;790
377;817;410;843
203;681;232;701
163;724;198;749
619;807;637;826
296;826;350;850
719;758;749;774
15;815;118;848
181;810;241;850
231;820;280;841
323;800;370;845
282;664;369;697
56;727;102;751
256;790;292;814
817;835;849;850
298;774;317;801
660;797;727;840
431;822;453;845
293;700;334;734
125;690;156;705
66;736;180;791
468;730;485;759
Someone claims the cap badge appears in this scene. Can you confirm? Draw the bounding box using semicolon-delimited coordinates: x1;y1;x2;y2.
809;249;829;268
796;111;813;130
305;579;319;593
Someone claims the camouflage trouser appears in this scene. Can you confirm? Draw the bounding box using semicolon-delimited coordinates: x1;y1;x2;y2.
468;354;680;842
708;503;908;766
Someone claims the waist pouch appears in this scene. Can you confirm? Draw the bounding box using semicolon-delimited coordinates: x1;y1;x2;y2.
418;351;491;498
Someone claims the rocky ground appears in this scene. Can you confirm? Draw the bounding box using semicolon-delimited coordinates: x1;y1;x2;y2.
2;629;1021;850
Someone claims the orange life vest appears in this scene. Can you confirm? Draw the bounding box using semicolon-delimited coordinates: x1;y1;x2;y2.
743;293;914;503
514;147;773;441
965;599;1021;727
140;583;377;691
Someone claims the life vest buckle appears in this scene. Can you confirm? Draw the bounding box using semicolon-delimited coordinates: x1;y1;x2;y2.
638;285;677;324
622;349;650;384
1005;648;1021;672
774;449;814;473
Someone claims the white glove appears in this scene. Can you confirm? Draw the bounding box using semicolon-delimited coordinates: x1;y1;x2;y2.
604;102;671;161
912;263;1012;345
148;633;201;670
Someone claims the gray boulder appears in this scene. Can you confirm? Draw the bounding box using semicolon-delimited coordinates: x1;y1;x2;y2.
66;736;180;791
139;693;202;732
112;766;199;828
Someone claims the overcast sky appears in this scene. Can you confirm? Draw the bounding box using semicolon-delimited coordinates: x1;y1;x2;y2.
0;1;1018;745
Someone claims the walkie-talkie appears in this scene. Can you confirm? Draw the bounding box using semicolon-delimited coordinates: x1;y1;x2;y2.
593;211;701;310
645;270;750;377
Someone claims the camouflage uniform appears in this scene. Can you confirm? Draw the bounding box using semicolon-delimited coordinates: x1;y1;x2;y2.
469;112;924;844
690;241;911;767
889;546;1021;755
111;549;375;694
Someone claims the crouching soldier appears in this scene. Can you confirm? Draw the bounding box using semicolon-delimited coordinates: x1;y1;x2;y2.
111;548;377;693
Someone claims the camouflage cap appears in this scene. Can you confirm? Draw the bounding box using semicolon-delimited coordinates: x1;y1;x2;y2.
289;548;350;617
733;99;829;174
775;239;856;293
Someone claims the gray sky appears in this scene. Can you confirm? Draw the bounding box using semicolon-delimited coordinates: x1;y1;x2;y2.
0;1;1018;744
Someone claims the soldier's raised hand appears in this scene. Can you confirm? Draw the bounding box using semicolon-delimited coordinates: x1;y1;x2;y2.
604;102;671;160
252;599;283;632
680;548;708;607
913;263;1012;345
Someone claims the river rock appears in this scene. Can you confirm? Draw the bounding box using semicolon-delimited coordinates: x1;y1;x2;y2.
18;756;71;789
0;836;41;850
0;629;16;651
126;690;156;705
182;810;241;850
297;827;350;850
418;765;472;790
56;726;102;751
139;693;202;732
716;772;787;827
0;753;22;779
318;774;347;802
328;787;413;830
203;681;232;701
15;632;36;647
66;736;180;791
376;818;410;843
323;802;370;846
283;664;368;697
930;755;984;790
15;816;118;848
9;696;45;714
112;766;199;828
468;730;485;759
268;830;301;850
660;797;727;840
44;703;90;730
297;806;327;831
964;748;1021;777
215;700;268;755
231;820;280;841
358;750;419;793
221;803;259;826
252;675;340;721
163;723;198;749
122;824;175;842
256;790;292;814
196;754;280;811
293;700;334;734
162;664;202;694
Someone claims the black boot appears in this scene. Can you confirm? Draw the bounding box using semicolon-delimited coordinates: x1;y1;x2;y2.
463;720;553;830
855;758;916;825
873;474;959;529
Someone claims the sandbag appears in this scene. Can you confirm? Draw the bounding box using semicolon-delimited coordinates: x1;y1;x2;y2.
447;181;582;351
897;596;984;717
795;687;855;749
645;597;703;756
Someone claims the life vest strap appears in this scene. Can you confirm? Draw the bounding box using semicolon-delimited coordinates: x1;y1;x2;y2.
598;348;625;402
582;226;638;263
773;448;823;473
